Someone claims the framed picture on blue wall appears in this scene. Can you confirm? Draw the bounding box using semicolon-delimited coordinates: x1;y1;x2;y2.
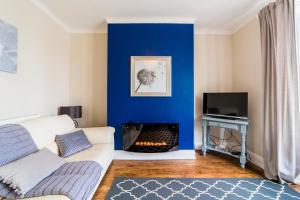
131;56;171;97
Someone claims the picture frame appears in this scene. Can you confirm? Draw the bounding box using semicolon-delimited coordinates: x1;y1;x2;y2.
0;19;18;73
131;56;172;97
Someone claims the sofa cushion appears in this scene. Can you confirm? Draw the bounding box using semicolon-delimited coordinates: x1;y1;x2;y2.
55;130;92;158
0;148;65;198
0;124;38;166
64;144;114;171
18;115;75;150
81;127;115;144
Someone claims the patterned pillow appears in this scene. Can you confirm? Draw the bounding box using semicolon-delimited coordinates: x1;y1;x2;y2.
55;130;92;158
0;124;38;166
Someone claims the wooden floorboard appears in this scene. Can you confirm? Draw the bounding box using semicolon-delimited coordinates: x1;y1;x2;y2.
93;151;300;199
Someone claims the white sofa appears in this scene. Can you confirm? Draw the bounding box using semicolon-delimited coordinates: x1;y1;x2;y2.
1;115;115;200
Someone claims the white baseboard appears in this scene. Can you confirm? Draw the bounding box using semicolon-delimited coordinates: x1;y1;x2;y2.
248;151;264;169
194;142;202;150
114;150;196;160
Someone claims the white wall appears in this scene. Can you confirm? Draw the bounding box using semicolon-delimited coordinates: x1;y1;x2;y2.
69;34;107;127
0;0;70;120
194;34;233;148
232;18;264;166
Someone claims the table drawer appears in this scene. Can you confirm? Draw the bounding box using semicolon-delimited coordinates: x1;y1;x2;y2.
208;121;239;130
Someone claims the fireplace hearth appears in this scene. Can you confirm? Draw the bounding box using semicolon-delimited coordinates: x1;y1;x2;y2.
122;123;179;153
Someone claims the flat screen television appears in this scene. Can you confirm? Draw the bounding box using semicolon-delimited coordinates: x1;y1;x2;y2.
203;92;248;119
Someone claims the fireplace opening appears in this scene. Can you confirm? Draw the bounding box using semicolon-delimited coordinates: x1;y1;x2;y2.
122;123;179;153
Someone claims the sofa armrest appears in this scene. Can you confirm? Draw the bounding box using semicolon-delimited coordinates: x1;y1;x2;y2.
80;127;115;144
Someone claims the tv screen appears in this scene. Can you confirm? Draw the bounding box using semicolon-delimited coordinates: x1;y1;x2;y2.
203;93;248;119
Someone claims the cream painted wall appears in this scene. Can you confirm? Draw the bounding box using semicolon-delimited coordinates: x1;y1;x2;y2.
69;34;107;127
232;18;264;163
0;0;70;120
194;34;233;148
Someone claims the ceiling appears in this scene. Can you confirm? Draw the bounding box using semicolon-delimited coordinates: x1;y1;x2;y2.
31;0;272;34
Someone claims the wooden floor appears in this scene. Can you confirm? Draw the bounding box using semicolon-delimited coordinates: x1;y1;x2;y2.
93;151;300;199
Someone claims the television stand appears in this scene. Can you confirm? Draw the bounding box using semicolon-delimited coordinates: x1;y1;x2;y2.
201;115;249;168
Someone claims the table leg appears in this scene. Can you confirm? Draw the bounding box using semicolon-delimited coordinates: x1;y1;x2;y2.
202;120;207;156
240;125;247;168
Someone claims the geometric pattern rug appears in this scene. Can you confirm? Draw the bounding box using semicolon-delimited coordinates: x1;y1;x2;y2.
106;177;300;200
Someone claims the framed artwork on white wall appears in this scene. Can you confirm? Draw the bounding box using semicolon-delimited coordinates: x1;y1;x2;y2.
131;56;171;97
0;19;17;73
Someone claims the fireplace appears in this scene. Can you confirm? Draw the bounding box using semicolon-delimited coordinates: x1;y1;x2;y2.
122;123;179;153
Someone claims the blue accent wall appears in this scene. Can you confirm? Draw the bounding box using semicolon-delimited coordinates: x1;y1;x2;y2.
108;24;194;150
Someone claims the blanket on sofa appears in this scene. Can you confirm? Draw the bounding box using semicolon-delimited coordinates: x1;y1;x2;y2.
0;148;66;197
0;124;38;166
0;161;102;200
0;123;102;200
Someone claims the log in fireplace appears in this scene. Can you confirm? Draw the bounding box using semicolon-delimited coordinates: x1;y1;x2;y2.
122;123;179;153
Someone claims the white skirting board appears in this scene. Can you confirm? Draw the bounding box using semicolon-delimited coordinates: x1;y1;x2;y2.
114;150;196;160
248;151;264;169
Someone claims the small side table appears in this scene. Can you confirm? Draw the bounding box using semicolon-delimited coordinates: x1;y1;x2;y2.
201;115;249;168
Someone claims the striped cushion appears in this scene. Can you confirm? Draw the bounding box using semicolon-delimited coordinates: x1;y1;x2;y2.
55;130;92;158
0;124;38;166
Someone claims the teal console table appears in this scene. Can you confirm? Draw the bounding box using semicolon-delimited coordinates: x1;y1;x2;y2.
202;115;249;168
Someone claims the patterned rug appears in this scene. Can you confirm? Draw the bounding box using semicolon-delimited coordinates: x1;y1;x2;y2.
106;177;300;200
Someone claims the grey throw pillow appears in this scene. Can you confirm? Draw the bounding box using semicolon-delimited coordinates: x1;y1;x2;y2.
55;130;92;158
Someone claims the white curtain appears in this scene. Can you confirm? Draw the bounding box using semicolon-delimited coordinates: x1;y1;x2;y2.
259;0;300;183
295;0;300;184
